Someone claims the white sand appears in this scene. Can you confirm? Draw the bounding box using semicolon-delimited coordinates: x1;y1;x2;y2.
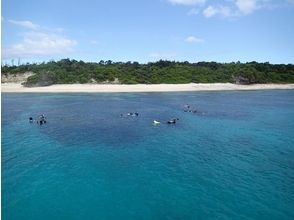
2;83;294;93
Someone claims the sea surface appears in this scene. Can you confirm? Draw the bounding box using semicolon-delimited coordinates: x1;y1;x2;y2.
2;91;294;220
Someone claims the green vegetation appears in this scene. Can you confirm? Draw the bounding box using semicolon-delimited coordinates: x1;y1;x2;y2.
2;59;294;86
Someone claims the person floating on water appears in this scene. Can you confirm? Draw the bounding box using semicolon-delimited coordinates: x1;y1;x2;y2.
167;118;179;124
38;114;47;125
29;117;33;123
187;109;197;113
184;104;190;109
184;104;190;112
153;120;161;125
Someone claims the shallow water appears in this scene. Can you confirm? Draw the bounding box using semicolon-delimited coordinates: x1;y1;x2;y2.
2;91;294;220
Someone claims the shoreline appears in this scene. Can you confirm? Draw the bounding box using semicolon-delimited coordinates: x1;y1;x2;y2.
2;83;294;93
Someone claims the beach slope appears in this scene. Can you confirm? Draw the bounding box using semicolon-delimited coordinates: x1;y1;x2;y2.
2;83;294;93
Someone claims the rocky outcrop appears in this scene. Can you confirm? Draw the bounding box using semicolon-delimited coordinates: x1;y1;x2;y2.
233;76;251;85
22;71;56;87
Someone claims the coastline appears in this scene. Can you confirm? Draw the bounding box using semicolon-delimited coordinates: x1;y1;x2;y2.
2;83;294;93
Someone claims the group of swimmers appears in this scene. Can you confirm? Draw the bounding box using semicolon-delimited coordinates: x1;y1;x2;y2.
120;104;198;126
183;104;197;113
154;104;197;125
120;112;139;117
29;114;47;125
30;104;196;126
120;111;179;125
153;118;179;125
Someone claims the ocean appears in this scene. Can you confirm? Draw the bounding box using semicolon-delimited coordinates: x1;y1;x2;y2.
2;91;294;220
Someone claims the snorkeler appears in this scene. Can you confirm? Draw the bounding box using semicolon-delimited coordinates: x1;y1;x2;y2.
167;118;179;124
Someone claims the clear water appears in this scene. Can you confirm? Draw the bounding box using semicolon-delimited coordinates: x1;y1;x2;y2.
2;91;294;220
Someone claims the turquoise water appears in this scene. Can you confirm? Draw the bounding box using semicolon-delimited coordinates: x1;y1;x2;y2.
2;91;294;220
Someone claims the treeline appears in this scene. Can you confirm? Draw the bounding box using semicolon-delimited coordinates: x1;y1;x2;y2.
2;59;294;86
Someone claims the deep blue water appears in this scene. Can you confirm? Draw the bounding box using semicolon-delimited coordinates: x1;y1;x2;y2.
2;91;294;220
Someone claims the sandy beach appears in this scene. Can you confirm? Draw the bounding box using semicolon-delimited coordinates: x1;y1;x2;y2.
2;83;294;93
